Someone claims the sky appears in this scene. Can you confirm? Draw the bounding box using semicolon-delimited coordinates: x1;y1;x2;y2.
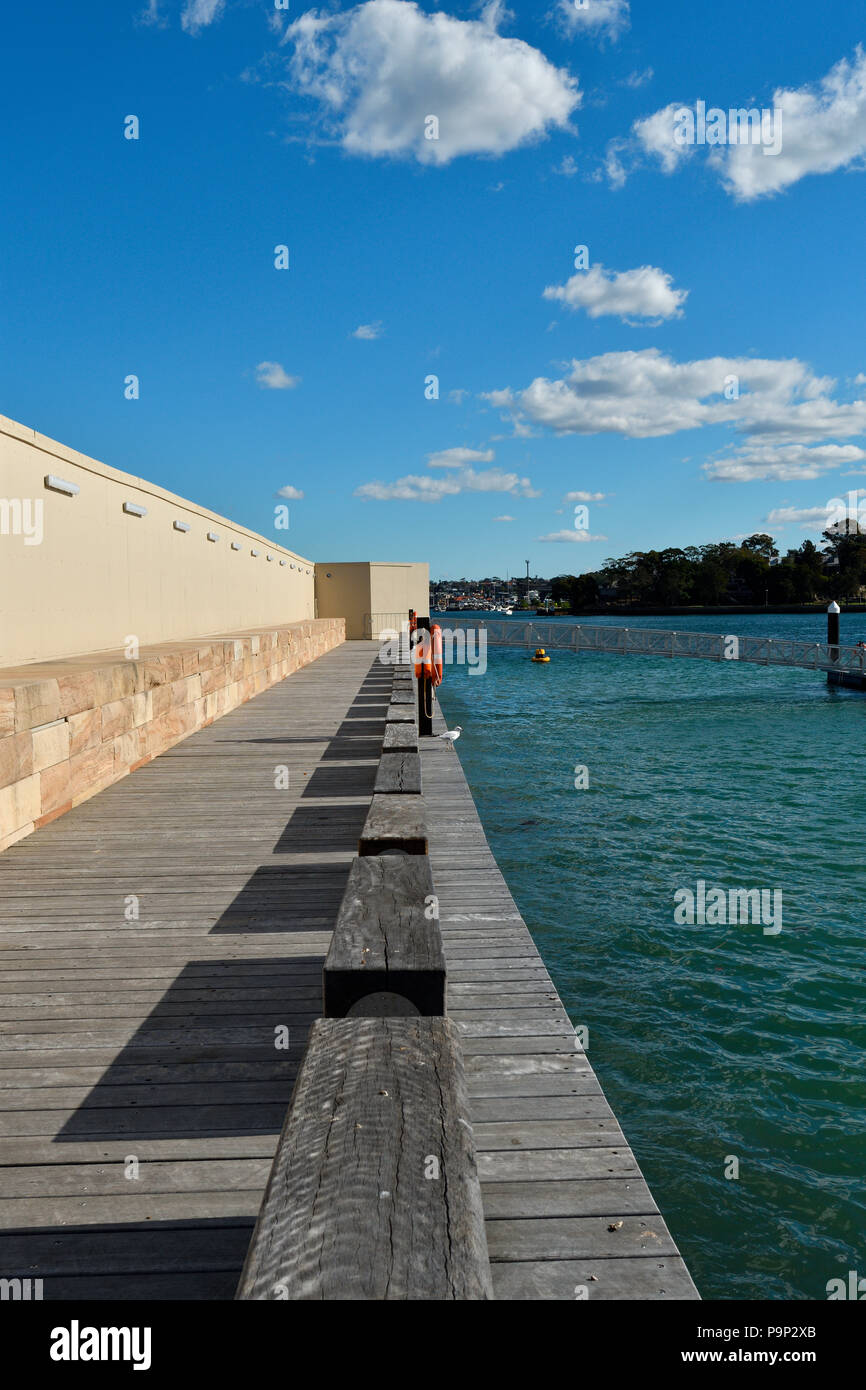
2;0;866;580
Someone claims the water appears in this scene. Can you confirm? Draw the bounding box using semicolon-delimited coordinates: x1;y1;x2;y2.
433;612;866;1301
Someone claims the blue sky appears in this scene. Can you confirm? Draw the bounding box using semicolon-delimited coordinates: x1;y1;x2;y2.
2;0;865;580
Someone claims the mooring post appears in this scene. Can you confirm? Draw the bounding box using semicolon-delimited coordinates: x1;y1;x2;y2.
828;601;840;662
417;615;433;737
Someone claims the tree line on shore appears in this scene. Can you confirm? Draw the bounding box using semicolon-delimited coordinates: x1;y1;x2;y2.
551;529;866;610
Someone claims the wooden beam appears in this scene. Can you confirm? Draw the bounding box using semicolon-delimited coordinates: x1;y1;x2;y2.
374;751;422;795
236;1016;493;1300
323;856;445;1017
385;702;416;724
359;795;428;855
383;723;418;752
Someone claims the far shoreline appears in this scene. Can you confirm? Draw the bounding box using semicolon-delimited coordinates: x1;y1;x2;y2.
435;603;866;619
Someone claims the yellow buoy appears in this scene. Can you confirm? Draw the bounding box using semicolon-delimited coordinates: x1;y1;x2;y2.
531;647;550;663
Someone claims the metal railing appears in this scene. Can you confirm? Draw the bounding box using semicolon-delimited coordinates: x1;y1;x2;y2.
439;618;866;675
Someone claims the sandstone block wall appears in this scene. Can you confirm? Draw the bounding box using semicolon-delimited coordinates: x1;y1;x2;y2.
0;618;345;853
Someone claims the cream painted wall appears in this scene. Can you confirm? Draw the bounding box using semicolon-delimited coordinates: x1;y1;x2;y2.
0;415;316;667
315;562;430;639
369;562;430;632
314;563;371;640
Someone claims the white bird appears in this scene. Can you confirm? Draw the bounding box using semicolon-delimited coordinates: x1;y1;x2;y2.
437;725;462;751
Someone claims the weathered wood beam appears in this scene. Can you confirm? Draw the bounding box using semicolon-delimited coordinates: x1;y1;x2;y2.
385;702;416;724
383;723;418;752
323;856;444;1017
374;751;422;795
359;795;428;855
236;1016;494;1300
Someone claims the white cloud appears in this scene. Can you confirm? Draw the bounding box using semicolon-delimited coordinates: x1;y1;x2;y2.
622;67;653;89
138;0;165;27
352;321;384;339
554;155;578;177
765;505;837;529
484;349;866;453
623;48;866;201
603;138;630;188
275;485;304;500
255;361;301;390
449;388;470;404
427;446;495;468
564;490;606;501
537;528;608;542
704;444;866;482
181;0;225;34
355;451;540;501
632;103;695;174
720;48;866;201
493;514;515;521
553;0;629;42
283;0;579;165
543;263;688;322
764;497;866;531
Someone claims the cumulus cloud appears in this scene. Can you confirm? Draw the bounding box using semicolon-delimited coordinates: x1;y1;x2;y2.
617;48;866;200
602;138;630;188
427;446;495;468
720;47;866;201
543;263;688;322
352;321;383;339
493;514;515;521
181;0;225;34
537;528;608;542
564;490;606;501
355;449;540;501
484;349;866;454
632;103;695;174
764;505;839;529
704;444;866;482
275;485;304;500
283;0;579;164
553;0;629;42
255;361;300;390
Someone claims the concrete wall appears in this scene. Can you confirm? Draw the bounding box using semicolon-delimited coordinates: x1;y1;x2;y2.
0;414;315;667
315;561;430;638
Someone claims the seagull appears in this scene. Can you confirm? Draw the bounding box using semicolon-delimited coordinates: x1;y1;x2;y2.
437;724;462;751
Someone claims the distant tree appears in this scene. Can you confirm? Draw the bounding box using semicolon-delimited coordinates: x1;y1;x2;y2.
691;556;729;605
741;533;779;561
821;527;866;599
550;573;600;609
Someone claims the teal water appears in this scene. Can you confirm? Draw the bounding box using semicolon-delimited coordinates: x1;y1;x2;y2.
434;612;865;1301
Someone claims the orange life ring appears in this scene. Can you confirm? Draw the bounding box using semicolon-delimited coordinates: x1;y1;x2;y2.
431;623;443;687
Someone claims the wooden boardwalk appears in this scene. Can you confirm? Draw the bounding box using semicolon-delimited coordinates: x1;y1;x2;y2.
0;639;698;1299
0;641;381;1299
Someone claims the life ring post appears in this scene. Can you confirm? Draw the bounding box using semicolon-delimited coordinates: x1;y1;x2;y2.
417;615;433;737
